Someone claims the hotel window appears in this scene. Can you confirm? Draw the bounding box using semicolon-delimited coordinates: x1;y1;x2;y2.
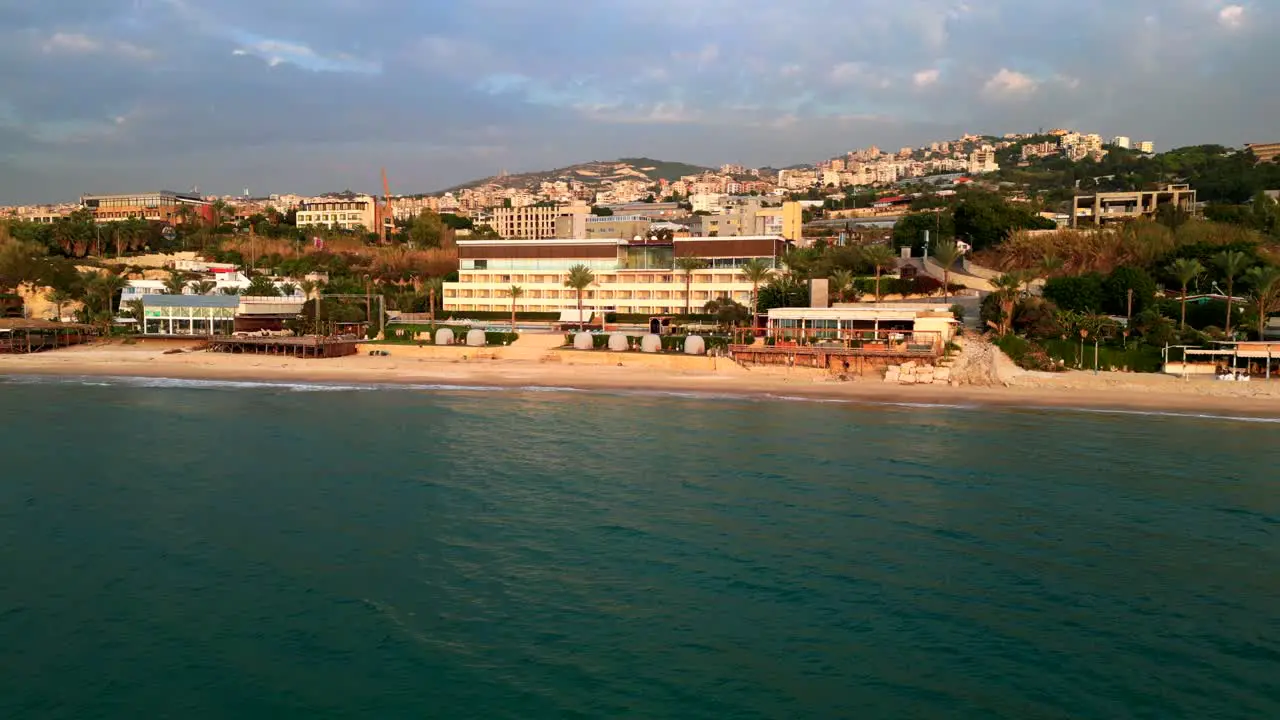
474;260;488;269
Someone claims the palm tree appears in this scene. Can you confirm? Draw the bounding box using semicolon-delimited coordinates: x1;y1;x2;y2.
278;281;298;297
191;280;217;296
423;276;443;325
739;258;773;325
45;288;73;321
931;239;964;303
124;297;145;323
506;285;524;331
220;286;242;296
860;244;897;302
89;272;127;328
1168;258;1205;329
1244;266;1280;340
829;268;855;304
299;279;318;300
1214;250;1250;335
990;273;1023;336
563;263;595;331
674;256;707;315
162;272;188;295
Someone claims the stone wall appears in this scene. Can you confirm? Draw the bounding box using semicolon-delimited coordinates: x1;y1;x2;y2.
883;360;952;386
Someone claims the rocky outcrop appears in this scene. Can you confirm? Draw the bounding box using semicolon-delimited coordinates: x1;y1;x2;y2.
884;360;951;386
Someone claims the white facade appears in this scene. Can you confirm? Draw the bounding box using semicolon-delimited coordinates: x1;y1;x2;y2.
295;196;378;231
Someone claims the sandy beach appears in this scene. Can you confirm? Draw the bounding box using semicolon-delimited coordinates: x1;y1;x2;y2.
3;337;1280;419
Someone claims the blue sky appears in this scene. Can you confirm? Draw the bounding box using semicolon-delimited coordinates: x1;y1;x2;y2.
0;0;1273;203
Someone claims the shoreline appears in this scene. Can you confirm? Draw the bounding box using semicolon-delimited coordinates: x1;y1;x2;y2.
4;342;1280;419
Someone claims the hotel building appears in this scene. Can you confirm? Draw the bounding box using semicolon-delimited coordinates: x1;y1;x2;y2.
442;235;789;315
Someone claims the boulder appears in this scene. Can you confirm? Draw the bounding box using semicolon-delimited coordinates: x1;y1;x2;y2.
573;332;594;350
934;367;952;382
434;328;454;345
466;329;486;347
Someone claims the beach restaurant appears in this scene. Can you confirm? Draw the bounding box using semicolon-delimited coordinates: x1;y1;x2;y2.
764;305;959;352
1164;341;1280;379
140;295;238;336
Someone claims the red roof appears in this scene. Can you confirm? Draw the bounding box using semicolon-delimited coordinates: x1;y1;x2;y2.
874;195;908;204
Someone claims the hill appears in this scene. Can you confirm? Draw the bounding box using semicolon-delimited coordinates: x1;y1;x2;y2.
437;157;713;194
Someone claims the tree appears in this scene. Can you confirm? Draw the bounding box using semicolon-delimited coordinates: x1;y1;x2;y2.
674;256;706;315
45;287;73;321
739;258;773;323
860;244;897;302
406;210;444;248
1213;250;1250;334
828;268;854;304
590;206;613;216
1102;266;1156;317
278;281;298;297
930;239;964;302
1168;258;1205;329
1044;273;1106;313
892;211;953;253
563;264;595;331
506;285;524;330
125;298;145;327
245;274;281;297
703;297;750;330
191;280;217;296
220;286;242;296
162;272;188;295
1244;266;1280;340
990;273;1023;336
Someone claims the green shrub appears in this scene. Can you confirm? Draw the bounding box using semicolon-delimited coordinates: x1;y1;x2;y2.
1041;338;1164;373
995;334;1064;372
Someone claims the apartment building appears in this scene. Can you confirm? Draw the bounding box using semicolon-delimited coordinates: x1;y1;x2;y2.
1112;136;1132;150
442;235;789;315
1246;143;1280;163
295;196;379;231
489;203;589;239
80;191;213;224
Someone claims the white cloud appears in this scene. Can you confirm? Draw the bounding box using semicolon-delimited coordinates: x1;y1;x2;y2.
913;68;940;88
982;68;1038;98
1218;4;1245;28
42;32;100;54
41;32;155;60
829;62;891;89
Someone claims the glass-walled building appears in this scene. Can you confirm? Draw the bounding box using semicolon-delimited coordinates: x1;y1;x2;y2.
141;295;238;336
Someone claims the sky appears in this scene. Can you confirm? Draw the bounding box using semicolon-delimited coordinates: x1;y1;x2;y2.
1;0;1274;203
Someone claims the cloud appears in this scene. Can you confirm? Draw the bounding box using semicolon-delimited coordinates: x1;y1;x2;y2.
913;68;941;88
1;0;1279;203
41;32;155;61
1218;4;1245;28
982;68;1038;98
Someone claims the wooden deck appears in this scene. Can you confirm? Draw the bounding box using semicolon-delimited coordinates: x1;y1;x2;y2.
0;320;95;354
730;343;940;375
207;335;361;358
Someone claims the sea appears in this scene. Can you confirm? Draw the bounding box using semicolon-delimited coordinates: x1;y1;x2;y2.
0;375;1277;719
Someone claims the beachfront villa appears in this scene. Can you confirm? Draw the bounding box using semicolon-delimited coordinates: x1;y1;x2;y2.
442;235;790;316
118;271;304;308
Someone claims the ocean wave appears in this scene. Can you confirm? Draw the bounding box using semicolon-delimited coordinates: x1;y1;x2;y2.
3;373;1277;423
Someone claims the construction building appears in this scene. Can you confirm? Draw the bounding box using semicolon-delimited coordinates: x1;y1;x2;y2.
1246;143;1280;164
1072;184;1197;227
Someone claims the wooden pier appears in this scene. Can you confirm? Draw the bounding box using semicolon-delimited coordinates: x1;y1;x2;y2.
0;319;95;354
207;335;361;359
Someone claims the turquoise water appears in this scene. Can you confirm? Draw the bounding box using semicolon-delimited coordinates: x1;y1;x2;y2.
1;376;1277;719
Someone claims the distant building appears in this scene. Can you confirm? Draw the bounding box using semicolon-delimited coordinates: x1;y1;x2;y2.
1112;136;1132;149
1246;143;1280;163
1137;141;1156;154
1072;184;1197;227
489;203;589;239
80;191;213;224
295;196;380;232
555;214;652;241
